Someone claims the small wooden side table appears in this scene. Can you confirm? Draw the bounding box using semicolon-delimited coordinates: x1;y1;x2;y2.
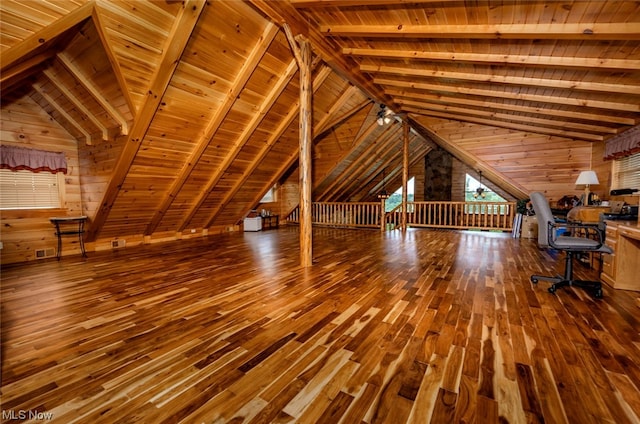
50;216;88;260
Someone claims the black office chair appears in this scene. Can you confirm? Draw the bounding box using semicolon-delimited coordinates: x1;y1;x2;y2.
529;191;612;298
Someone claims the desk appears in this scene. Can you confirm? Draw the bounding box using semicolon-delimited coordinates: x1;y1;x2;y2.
601;221;640;291
566;206;610;224
261;215;279;230
50;216;88;259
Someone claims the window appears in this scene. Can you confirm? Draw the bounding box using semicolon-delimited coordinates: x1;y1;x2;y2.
260;186;276;203
0;169;62;209
465;173;506;202
385;177;414;212
612;153;640;190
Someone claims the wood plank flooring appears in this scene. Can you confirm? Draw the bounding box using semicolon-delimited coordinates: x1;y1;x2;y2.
1;227;639;423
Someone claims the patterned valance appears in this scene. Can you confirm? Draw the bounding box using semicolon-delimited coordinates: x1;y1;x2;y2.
0;145;67;174
604;125;640;160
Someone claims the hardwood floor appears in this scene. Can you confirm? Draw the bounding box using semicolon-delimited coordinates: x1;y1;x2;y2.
1;227;639;423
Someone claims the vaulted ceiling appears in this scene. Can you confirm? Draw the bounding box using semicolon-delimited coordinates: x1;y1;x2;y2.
1;0;639;241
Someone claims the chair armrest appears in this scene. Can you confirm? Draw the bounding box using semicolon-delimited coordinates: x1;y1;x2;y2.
546;221;605;250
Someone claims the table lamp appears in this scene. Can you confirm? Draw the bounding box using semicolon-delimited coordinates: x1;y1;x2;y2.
575;170;599;205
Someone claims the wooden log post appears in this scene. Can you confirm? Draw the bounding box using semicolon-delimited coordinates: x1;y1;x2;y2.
401;119;409;232
285;24;313;267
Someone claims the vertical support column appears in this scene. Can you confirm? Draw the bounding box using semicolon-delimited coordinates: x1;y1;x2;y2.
401;119;409;232
380;197;386;232
285;24;313;267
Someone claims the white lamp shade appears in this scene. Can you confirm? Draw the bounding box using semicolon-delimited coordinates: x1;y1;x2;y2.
575;170;599;185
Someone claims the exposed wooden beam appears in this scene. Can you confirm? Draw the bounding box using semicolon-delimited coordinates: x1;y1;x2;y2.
32;83;92;144
365;141;431;200
177;55;300;231
0;1;94;72
314;85;361;136
91;5;137;115
314;106;380;200
86;0;206;242
293;0;595;6
321;23;640;40
57;53;129;135
314;98;373;141
404;107;604;141
42;69;109;140
145;22;280;235
0;51;56;86
248;1;393;106
385;88;637;126
375;78;640;113
396;98;620;135
343;48;640;71
204;66;333;228
292;0;462;6
361;64;640;95
326;123;401;202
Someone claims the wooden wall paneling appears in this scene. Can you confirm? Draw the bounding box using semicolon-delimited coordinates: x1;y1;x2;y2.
86;0;205;242
0;92;83;264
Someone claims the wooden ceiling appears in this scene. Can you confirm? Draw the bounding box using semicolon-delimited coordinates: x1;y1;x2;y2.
1;0;639;241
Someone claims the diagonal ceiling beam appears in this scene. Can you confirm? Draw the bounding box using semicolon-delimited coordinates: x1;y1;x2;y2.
86;0;206;242
32;83;92;145
363;141;432;201
314;98;373;141
202;65;333;228
146;22;280;235
376;78;640;113
57;53;129;135
43;69;109;140
343;48;640;71
0;1;95;72
320;23;640;40
91;5;136;115
361;64;640;95
324;123;401;201
247;1;392;106
314;109;380;200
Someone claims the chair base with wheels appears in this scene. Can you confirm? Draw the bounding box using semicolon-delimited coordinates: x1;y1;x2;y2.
528;191;611;299
530;250;603;298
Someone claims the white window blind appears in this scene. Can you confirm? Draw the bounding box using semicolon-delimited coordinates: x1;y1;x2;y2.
0;169;61;209
612;153;640;191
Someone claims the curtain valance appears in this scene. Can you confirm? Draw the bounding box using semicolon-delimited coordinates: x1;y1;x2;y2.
604;125;640;160
0;145;67;174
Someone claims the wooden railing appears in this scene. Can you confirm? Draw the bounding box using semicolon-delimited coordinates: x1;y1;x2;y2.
286;201;515;232
385;201;515;231
286;202;381;229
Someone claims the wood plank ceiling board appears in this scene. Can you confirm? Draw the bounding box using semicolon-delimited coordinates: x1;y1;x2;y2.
88;0;206;241
93;0;179;112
